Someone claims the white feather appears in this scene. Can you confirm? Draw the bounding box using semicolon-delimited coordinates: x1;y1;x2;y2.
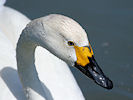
0;2;85;100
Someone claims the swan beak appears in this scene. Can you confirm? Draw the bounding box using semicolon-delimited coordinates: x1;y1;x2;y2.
74;45;113;89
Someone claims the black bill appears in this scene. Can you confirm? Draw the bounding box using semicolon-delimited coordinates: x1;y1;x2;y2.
74;56;113;90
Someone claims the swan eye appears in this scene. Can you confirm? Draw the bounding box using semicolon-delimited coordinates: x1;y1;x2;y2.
68;41;75;46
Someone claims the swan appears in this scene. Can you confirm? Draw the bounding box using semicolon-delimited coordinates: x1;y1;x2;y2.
16;14;113;100
0;1;113;100
0;1;85;99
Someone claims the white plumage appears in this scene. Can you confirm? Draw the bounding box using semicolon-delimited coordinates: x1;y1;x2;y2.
0;1;113;100
0;1;85;100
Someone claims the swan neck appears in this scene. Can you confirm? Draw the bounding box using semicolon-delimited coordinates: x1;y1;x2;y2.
16;33;47;100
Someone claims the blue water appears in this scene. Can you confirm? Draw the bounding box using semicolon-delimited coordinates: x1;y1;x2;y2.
6;0;133;99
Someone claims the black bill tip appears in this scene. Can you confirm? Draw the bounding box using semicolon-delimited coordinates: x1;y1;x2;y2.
93;73;113;89
105;78;113;89
74;56;113;90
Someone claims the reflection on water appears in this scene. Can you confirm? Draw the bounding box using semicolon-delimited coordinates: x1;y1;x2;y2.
6;0;133;100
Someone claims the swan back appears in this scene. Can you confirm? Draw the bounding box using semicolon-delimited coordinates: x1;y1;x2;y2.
0;0;6;7
0;4;30;47
0;30;22;100
0;30;16;68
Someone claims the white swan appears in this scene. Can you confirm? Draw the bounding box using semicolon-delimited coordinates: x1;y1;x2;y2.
0;1;85;100
16;14;113;100
0;1;113;100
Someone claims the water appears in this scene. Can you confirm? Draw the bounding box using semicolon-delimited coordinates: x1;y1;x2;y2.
6;0;133;99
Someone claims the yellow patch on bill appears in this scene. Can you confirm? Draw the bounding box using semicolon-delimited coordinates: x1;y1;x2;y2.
74;44;93;67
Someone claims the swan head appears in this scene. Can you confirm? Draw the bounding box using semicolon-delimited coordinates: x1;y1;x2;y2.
26;14;113;89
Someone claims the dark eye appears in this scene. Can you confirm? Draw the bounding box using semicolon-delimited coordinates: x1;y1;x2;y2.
68;41;75;46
